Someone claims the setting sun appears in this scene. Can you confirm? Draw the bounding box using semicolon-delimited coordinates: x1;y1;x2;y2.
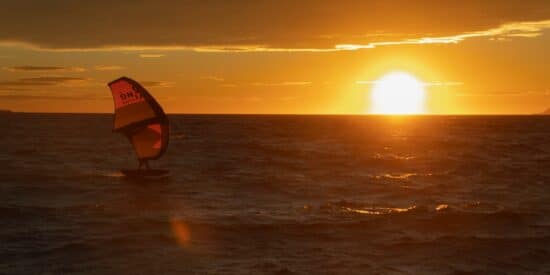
371;72;426;114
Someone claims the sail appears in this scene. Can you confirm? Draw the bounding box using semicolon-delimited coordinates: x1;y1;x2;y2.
108;77;169;160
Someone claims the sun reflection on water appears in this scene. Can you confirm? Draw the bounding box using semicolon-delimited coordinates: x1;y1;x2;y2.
344;205;416;215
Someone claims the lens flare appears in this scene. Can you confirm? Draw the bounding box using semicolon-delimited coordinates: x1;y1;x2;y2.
170;218;191;247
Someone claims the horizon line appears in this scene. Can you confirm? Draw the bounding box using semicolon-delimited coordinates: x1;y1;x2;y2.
2;111;547;116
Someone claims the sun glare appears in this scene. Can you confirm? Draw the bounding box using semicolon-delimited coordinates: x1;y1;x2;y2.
371;72;426;114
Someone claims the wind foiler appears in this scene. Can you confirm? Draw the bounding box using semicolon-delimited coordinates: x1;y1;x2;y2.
107;77;169;177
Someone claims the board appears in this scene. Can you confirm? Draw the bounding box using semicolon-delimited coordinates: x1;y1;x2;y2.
120;169;170;178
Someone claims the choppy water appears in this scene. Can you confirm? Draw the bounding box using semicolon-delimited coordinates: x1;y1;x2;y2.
2;113;550;274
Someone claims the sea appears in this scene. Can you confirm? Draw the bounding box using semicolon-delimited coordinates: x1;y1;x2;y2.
2;113;550;274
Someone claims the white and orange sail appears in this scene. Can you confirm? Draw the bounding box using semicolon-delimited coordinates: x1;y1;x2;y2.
108;77;169;162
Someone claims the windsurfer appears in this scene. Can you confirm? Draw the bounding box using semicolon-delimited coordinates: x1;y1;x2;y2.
108;77;169;176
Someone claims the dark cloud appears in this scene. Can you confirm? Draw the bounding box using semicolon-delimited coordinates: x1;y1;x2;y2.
139;54;165;58
4;66;66;72
0;87;32;91
19;76;86;83
0;93;104;100
0;0;548;50
0;77;89;88
141;81;173;88
3;66;86;72
94;65;124;71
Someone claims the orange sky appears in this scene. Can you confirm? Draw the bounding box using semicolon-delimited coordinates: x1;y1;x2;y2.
1;1;549;114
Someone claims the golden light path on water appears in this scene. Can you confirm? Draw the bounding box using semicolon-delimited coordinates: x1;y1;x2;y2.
344;206;417;215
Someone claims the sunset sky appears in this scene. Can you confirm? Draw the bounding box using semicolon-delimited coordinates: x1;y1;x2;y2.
1;0;549;114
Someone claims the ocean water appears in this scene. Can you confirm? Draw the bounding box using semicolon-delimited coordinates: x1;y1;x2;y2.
2;113;550;274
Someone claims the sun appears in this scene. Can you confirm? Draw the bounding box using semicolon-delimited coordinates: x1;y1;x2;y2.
370;72;426;114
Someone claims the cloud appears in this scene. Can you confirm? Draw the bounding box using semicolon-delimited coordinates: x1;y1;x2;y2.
0;76;90;90
355;80;378;85
94;65;125;71
140;81;174;88
17;76;88;85
424;81;464;87
215;80;312;88
139;54;165;58
191;46;336;53
3;66;86;72
0;87;31;92
219;83;238;88
251;81;312;87
356;80;463;86
336;20;550;50
0;93;105;100
201;76;225;82
457;90;550;97
0;1;548;51
279;96;299;101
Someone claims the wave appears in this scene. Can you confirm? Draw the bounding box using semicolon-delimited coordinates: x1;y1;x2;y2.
100;171;125;178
